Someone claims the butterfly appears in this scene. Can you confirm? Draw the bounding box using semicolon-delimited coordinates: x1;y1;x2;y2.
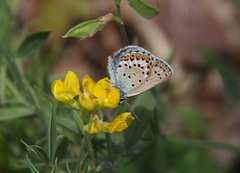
108;45;174;104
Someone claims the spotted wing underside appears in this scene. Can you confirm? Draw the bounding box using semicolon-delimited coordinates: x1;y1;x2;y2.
108;45;174;98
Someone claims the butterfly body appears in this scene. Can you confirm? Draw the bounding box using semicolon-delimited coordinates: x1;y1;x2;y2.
108;45;174;103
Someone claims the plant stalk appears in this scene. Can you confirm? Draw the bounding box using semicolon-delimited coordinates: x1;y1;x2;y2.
115;0;129;45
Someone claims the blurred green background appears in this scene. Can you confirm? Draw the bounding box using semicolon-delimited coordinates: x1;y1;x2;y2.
1;0;240;172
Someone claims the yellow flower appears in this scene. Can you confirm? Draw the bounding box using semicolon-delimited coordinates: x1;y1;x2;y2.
103;112;135;133
84;113;135;134
93;77;120;109
51;71;81;110
51;71;120;112
79;75;120;113
83;115;104;134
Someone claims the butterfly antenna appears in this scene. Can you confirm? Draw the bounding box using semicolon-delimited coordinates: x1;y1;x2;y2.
125;101;141;121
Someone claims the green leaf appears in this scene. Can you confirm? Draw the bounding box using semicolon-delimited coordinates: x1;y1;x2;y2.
0;67;6;104
63;19;101;39
73;111;85;134
63;13;113;39
127;0;160;19
26;155;40;173
56;117;80;134
22;140;50;165
18;30;51;58
96;161;113;172
124;89;156;149
66;162;73;173
79;151;89;173
31;146;50;165
0;106;35;121
54;135;69;161
48;106;57;162
51;158;58;173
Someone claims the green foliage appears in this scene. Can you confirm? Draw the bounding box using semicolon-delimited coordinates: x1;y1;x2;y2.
63;0;160;40
27;155;40;173
62;19;104;39
22;141;50;165
124;90;156;149
18;31;51;58
48;106;57;163
128;0;160;19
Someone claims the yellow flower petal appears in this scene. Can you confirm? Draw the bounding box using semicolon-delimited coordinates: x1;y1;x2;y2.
51;80;65;97
103;112;135;133
64;71;81;98
84;115;104;134
91;77;120;109
82;75;96;94
52;72;120;111
93;77;110;97
79;92;98;113
105;87;120;108
51;71;80;110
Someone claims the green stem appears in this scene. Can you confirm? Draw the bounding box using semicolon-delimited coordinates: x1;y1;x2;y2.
76;110;92;173
88;137;97;170
105;133;114;165
77;133;89;173
115;0;129;45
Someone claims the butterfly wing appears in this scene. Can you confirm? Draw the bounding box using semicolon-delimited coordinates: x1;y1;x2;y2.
108;45;174;98
128;57;173;97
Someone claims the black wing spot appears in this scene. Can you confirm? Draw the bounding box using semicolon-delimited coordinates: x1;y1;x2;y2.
131;84;135;87
139;79;142;83
128;75;131;79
